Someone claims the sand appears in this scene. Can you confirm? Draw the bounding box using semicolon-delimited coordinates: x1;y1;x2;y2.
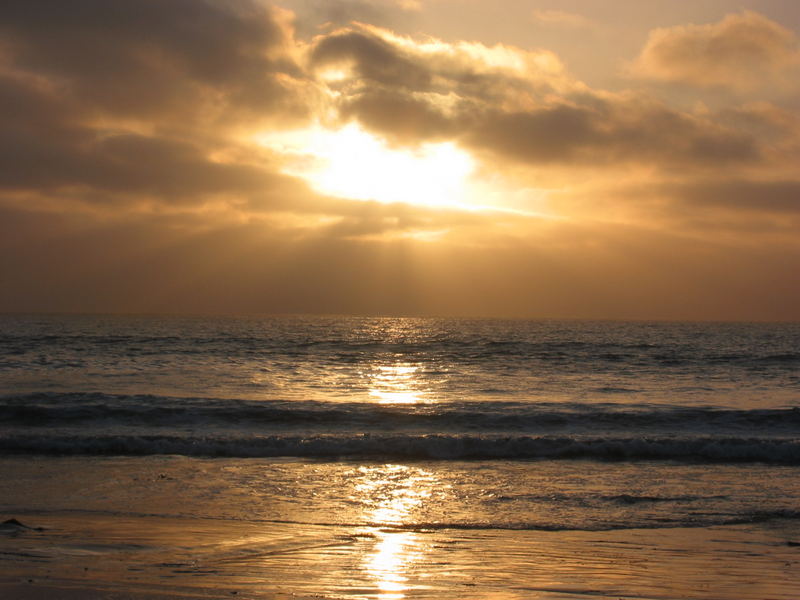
1;511;799;599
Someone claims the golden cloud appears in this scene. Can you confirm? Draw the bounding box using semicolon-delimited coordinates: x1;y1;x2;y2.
631;10;800;91
0;1;798;319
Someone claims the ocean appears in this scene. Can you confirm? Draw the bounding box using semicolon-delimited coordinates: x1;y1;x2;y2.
1;314;799;599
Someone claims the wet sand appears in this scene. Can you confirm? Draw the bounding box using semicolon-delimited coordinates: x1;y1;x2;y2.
2;511;799;599
2;456;800;599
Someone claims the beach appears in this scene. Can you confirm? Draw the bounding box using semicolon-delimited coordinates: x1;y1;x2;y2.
2;456;800;599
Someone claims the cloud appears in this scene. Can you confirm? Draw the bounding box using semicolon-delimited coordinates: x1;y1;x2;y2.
0;0;312;126
0;1;502;240
631;10;800;91
310;22;571;101
308;25;762;170
0;2;786;214
466;97;759;168
288;0;421;40
311;29;433;89
0;1;798;319
669;179;800;217
531;9;591;29
0;76;317;217
550;173;800;245
0;0;330;221
0;5;779;222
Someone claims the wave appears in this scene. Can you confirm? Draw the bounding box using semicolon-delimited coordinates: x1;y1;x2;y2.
2;392;799;434
491;492;729;504
4;328;799;367
374;509;800;532
11;506;800;534
1;433;798;463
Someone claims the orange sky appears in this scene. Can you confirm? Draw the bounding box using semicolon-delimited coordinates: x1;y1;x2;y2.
1;0;799;320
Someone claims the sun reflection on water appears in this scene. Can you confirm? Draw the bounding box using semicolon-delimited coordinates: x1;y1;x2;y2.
367;531;419;599
353;465;438;598
369;363;427;404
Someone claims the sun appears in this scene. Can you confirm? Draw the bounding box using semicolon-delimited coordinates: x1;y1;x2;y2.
257;123;475;209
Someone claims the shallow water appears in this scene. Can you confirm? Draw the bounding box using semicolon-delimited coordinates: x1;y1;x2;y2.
1;457;799;599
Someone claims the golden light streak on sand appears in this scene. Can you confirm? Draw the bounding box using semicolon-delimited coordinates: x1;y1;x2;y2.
353;465;437;598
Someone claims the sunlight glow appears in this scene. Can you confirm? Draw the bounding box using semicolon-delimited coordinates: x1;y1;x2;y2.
368;532;417;598
353;465;437;598
257;123;475;208
369;364;427;404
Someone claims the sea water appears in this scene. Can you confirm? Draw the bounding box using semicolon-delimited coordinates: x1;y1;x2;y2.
0;315;799;598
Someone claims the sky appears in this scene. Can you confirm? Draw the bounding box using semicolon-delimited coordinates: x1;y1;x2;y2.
1;0;799;321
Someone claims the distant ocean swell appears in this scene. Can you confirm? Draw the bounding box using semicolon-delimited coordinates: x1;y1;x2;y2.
3;333;799;363
2;433;799;463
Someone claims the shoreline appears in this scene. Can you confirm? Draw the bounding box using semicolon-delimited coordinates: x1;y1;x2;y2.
2;508;799;599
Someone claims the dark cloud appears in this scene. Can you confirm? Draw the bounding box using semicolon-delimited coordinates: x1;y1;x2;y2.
310;24;567;102
560;177;800;240
339;90;457;143
468;105;599;163
714;103;800;169
342;90;760;168
311;30;432;89
308;24;762;169
671;179;800;215
287;0;422;41
0;0;323;214
0;0;284;75
0;0;307;124
0;87;307;203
